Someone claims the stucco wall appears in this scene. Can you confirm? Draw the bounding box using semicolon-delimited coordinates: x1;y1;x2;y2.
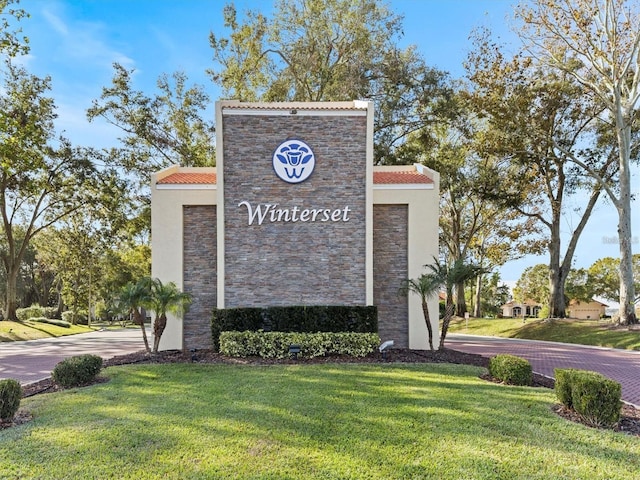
221;113;368;307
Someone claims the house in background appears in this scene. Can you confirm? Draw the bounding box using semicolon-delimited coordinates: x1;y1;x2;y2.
566;299;608;320
502;299;542;318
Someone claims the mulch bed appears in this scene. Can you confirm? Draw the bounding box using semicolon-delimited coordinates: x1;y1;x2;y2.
5;348;640;437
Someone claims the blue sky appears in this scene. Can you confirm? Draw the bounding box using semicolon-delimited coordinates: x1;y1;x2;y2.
16;0;638;284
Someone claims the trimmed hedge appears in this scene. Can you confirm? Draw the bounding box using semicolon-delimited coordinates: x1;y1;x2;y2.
488;354;533;386
211;305;378;351
0;378;21;422
220;331;380;359
555;368;622;428
30;317;71;328
52;354;103;388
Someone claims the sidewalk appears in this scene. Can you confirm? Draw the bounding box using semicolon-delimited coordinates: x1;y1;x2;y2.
447;333;640;407
0;328;146;385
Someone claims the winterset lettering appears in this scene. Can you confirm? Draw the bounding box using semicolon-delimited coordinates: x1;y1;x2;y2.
239;201;351;226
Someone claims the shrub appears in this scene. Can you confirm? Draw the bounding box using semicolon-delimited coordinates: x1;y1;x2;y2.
554;368;578;409
537;305;550;319
554;368;621;428
42;307;59;319
16;305;46;322
0;379;21;422
30;317;71;328
61;311;88;325
488;354;533;386
52;354;103;388
219;331;380;359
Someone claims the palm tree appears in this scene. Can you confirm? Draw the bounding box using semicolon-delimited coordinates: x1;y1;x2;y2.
146;279;191;353
399;273;441;351
426;257;485;350
117;278;153;353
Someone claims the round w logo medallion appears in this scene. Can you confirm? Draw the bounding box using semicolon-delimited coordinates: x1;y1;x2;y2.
272;139;315;183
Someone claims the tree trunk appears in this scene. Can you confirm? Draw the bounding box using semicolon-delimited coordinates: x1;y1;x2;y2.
473;274;482;318
439;299;456;350
455;281;467;317
421;301;434;351
616;123;637;325
617;198;637;324
134;309;151;353
153;314;167;353
5;265;19;321
549;263;567;319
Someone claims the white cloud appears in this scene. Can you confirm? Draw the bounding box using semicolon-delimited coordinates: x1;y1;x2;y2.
42;8;69;36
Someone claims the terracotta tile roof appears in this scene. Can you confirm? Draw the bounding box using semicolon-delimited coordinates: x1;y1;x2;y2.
373;171;433;185
157;172;217;184
157;170;432;185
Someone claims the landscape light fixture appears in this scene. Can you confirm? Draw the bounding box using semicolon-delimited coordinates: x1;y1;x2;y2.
379;340;394;359
289;344;301;360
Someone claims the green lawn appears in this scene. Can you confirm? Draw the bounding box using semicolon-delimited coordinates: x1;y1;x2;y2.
0;320;95;342
2;363;639;479
448;317;640;350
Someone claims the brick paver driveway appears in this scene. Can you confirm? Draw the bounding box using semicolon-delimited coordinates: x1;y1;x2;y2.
0;328;146;385
447;333;640;407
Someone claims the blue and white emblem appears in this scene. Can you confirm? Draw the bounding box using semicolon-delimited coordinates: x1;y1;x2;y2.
272;139;315;183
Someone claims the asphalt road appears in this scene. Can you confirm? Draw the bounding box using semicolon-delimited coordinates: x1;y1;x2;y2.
0;328;146;385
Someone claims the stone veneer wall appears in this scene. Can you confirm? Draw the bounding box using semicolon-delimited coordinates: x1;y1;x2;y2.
222;114;367;307
373;204;408;348
183;205;217;350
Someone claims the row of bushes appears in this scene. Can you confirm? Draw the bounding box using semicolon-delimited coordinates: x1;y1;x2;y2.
220;331;380;359
30;317;71;328
488;354;622;428
16;305;59;322
15;305;88;325
212;305;377;350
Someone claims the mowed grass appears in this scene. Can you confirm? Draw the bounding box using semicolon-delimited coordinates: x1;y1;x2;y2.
448;317;640;350
0;320;94;342
2;363;639;479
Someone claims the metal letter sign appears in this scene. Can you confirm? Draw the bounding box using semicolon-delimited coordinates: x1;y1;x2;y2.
272;139;315;183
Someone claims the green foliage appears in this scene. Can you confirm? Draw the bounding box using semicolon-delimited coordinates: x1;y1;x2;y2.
417;256;486;349
212;305;378;351
565;268;595;303
61;310;87;325
88;64;215;188
537;305;550;319
220;331;380;359
0;378;21;421
555;368;621;428
15;305;46;322
587;255;640;303
554;368;577;408
488;354;533;386
513;264;549;305
209;0;451;165
30;317;71;328
399;273;440;351
146;278;191;353
52;354;103;388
